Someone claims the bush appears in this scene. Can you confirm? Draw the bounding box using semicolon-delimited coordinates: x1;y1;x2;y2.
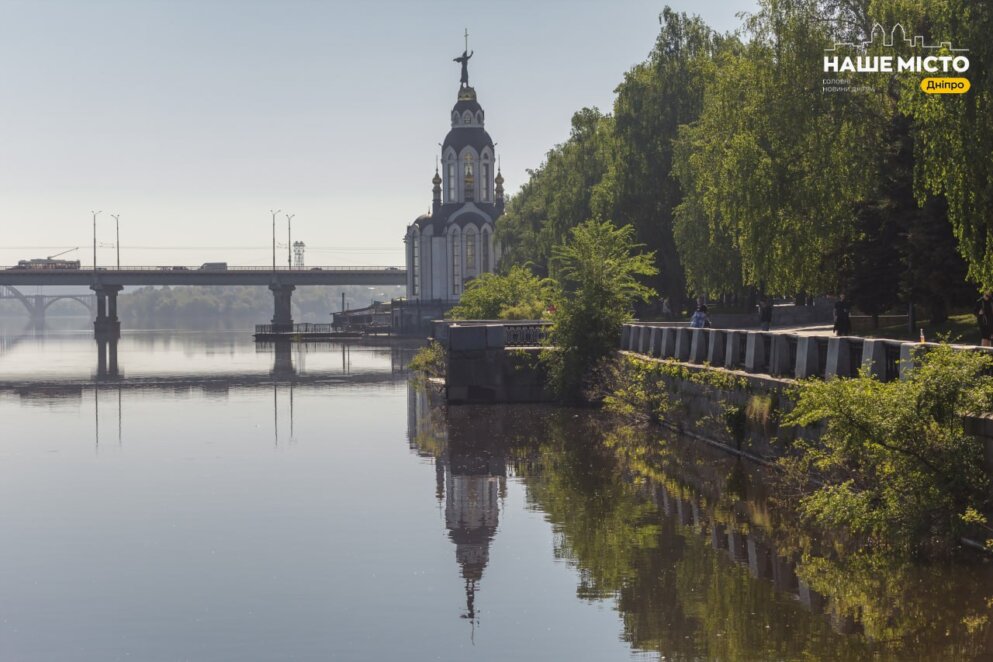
780;344;993;556
447;266;552;320
409;341;446;378
543;220;657;401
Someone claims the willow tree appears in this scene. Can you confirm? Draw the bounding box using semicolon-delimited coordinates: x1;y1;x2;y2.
673;0;887;295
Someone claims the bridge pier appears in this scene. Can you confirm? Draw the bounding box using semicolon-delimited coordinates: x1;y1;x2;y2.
30;295;46;329
95;336;120;378
269;284;295;333
91;284;123;339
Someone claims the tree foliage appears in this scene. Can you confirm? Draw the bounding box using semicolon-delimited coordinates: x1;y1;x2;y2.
543;220;657;401
446;266;552;320
781;344;993;555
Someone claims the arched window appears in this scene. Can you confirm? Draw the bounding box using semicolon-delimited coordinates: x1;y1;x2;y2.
447;158;456;201
481;158;491;202
465;227;477;274
463;111;472;125
481;228;491;272
450;229;462;296
463;154;475;202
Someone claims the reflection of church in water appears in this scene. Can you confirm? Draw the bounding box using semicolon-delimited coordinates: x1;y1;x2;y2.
408;382;506;624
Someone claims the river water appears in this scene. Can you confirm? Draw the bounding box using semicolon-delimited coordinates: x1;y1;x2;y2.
1;322;991;661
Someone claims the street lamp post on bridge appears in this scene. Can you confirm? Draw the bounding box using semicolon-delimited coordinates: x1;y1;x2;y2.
270;209;281;271
91;210;102;268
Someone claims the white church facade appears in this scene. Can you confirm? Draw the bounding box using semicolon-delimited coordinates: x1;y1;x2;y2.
402;48;504;317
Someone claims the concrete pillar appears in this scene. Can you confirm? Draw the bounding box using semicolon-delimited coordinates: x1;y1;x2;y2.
674;328;691;361
646;327;661;357
96;338;107;377
108;338;119;376
30;295;46;328
621;324;632;350
744;332;767;373
91;284;123;339
825;337;852;379
769;334;794;376
271;340;295;377
269;284;296;332
798;581;825;613
861;339;889;380
795;336;822;379
899;342;932;380
689;329;708;363
746;537;773;580
659;327;676;358
727;529;748;564
639;325;652;354
725;331;744;369
772;556;798;593
711;523;727;551
707;329;726;365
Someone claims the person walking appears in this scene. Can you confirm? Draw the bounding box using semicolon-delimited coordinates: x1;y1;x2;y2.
690;304;710;329
833;294;851;336
758;297;773;331
974;291;993;347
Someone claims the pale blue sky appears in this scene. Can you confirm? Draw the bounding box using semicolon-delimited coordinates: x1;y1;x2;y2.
0;0;756;267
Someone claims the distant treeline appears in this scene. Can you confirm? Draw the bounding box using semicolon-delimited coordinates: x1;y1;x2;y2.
120;285;404;321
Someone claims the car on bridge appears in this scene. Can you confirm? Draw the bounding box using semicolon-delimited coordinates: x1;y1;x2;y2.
198;262;228;271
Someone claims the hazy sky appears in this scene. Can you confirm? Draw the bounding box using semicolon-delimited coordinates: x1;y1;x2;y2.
0;0;756;267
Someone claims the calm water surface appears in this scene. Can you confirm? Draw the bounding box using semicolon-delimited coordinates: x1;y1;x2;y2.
1;323;991;661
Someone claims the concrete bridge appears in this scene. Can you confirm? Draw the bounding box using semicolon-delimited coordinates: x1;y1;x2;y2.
0;266;406;336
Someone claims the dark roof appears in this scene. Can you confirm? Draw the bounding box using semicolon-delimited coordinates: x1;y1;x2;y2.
452;98;483;116
443;126;493;155
412;202;503;233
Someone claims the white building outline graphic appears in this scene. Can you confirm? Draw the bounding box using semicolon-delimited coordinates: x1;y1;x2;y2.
825;23;968;53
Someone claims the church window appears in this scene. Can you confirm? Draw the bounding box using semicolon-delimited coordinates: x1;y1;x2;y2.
447;161;456;201
465;228;477;273
481;163;490;201
464;154;473;177
451;231;461;296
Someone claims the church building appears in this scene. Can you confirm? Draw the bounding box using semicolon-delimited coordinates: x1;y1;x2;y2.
401;45;504;324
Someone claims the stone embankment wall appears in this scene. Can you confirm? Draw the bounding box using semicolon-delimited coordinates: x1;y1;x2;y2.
443;322;554;404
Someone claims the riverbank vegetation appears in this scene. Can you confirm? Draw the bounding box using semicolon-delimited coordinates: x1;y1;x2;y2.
781;344;993;556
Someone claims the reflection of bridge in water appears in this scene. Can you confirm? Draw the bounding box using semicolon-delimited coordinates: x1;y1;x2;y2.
2;341;416;450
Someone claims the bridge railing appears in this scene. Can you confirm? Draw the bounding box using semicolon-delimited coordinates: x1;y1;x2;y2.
0;265;405;272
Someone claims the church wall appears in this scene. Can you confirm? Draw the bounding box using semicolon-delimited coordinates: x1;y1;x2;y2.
432;235;449;302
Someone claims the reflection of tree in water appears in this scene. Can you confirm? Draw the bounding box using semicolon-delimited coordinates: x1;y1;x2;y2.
406;382;993;659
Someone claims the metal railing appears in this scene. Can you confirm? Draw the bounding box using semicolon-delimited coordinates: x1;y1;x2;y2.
1;265;405;272
504;322;551;347
255;323;343;335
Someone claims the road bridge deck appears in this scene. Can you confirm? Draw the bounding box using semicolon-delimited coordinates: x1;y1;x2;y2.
0;266;406;287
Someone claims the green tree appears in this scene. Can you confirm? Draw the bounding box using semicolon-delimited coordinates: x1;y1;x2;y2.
446;266;552;320
497;109;613;273
543;220;657;401
592;8;720;309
